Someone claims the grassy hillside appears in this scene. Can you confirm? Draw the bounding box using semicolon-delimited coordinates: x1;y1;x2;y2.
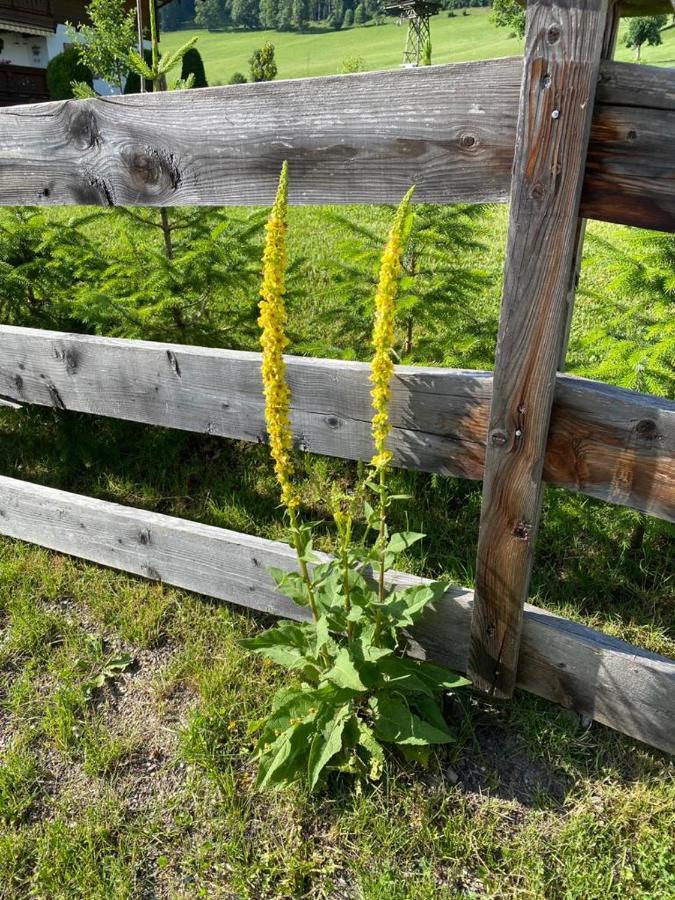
160;10;675;84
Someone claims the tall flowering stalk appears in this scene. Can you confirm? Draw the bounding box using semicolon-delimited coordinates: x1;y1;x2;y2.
258;163;319;622
370;187;415;610
244;175;467;792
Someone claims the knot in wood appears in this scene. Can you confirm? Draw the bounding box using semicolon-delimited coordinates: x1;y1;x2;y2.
490;430;508;448
512;521;531;541
124;146;182;196
459;132;478;151
68;107;100;151
636;419;659;441
546;24;561;45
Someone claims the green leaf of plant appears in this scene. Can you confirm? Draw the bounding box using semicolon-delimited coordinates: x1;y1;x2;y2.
375;655;435;696
412;694;451;733
386;532;425;555
307;703;352;791
371;694;454;745
256;720;315;790
322;648;367;692
269;568;309;606
240;621;314;671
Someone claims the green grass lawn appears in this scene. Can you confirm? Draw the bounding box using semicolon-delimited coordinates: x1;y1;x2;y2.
160;11;675;84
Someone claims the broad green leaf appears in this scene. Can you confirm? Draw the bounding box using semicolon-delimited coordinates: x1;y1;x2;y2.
307;703;352;790
363;500;378;528
375;655;436;696
371;694;454;745
354;624;394;664
377;581;445;628
413;694;451;733
240;621;314;671
257;720;314;790
415;660;471;692
269;568;309;606
314;615;332;656
322;648;367;692
386;532;425;555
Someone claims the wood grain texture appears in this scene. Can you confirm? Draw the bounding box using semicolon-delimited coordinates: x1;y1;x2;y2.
0;59;522;208
469;0;611;699
559;3;619;371
585;60;675;230
517;0;673;14
0;474;671;753
1;326;673;520
0;58;672;230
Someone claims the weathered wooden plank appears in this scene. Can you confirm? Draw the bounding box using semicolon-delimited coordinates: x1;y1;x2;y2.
0;57;672;230
560;2;620;370
582;100;675;231
517;0;674;14
0;475;671;754
0;59;522;208
469;0;612;699
1;327;673;520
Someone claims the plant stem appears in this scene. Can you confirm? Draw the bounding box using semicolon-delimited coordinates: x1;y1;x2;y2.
288;506;319;623
372;464;388;644
341;517;353;641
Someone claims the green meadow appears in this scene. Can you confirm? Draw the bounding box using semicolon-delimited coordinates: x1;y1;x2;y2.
161;9;675;83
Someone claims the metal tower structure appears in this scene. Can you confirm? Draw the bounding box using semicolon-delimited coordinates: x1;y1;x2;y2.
384;0;441;67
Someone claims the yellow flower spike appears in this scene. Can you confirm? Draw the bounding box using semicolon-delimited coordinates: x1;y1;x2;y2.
369;186;415;469
258;162;299;511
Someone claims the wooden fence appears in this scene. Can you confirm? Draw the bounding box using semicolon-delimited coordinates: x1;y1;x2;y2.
0;0;673;753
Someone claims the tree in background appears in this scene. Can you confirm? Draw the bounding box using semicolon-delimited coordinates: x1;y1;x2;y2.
327;0;343;29
292;0;309;30
232;0;261;28
353;2;365;25
0;209;104;330
67;208;267;346
342;6;353;26
311;204;492;364
249;42;278;80
181;47;208;87
229;71;248;82
194;0;229;30
490;0;526;38
572;231;675;396
277;0;293;29
67;0;137;95
160;0;196;31
623;16;667;61
46;46;93;100
260;0;279;28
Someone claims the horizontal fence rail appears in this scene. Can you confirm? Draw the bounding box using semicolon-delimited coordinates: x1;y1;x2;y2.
0;475;671;754
0;327;673;521
0;60;672;231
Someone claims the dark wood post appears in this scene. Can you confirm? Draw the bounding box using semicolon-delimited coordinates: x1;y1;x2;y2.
468;0;613;698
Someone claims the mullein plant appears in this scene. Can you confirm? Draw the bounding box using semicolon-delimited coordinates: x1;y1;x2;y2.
242;164;469;791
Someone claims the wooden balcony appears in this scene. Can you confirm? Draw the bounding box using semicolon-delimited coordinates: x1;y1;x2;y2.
0;0;55;30
0;64;48;105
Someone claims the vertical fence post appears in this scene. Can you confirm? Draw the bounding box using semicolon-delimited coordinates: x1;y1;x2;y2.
468;0;612;698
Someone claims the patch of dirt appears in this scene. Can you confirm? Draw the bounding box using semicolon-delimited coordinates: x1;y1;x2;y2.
449;704;571;808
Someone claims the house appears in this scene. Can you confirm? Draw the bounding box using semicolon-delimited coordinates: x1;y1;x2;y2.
0;0;157;106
